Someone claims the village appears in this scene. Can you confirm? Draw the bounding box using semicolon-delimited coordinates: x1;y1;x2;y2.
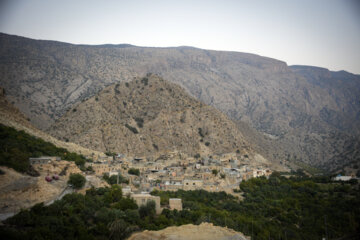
88;151;273;193
26;151;273;214
24;150;359;217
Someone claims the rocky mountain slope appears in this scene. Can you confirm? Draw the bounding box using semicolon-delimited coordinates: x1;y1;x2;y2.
48;74;253;158
0;86;105;160
1;33;359;171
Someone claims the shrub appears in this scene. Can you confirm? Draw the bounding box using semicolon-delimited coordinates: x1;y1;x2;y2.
198;128;205;138
128;168;140;176
125;124;138;134
141;77;148;86
103;173;128;185
68;173;86;189
134;117;144;128
205;142;210;146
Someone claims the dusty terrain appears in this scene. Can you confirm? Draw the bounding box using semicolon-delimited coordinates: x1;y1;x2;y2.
49;74;255;159
0;161;81;219
127;222;249;240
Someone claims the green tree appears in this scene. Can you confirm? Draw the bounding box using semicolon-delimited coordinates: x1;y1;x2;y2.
68;173;86;189
128;168;140;176
139;200;156;218
112;197;138;211
104;185;123;204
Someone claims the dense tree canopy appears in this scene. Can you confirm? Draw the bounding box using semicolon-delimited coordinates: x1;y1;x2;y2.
1;175;359;240
0;124;88;173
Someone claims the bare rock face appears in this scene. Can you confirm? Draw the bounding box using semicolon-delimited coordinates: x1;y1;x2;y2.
127;222;250;240
48;74;253;158
1;33;360;171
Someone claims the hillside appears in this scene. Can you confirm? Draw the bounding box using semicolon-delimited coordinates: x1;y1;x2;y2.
1;33;360;171
0;87;105;160
48;74;254;158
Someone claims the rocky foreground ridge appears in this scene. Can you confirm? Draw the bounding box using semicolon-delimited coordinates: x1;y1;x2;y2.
127;222;250;240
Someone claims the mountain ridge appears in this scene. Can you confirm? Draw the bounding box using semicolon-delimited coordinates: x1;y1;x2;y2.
1;33;359;171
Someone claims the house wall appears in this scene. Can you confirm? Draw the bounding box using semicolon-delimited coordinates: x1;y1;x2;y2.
169;198;182;211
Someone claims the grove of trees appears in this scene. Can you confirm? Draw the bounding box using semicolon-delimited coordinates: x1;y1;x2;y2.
1;174;359;240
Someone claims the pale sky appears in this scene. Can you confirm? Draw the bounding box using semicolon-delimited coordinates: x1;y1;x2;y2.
1;0;359;74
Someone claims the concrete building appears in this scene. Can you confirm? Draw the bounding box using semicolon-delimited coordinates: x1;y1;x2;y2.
333;175;353;181
169;198;182;211
131;193;161;214
183;179;203;190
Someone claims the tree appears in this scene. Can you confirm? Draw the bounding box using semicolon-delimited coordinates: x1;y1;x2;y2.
139;200;156;218
212;169;218;176
128;168;140;176
113;197;138;210
68;173;86;189
104;185;123;204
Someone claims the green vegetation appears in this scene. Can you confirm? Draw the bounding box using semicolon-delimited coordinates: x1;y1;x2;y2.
141;77;149;86
293;160;324;175
152;174;359;239
68;173;86;189
105;151;116;156
0;124;88;173
152;143;159;151
198;128;205;138
1;175;359;239
128;168;140;176
103;173;129;185
125;124;138;134
205;141;210;146
212;169;218;175
134;117;144;128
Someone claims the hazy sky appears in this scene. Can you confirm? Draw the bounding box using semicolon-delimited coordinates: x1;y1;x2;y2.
1;0;359;74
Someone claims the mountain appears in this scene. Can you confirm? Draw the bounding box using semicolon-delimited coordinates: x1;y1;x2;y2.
1;33;359;171
48;74;255;159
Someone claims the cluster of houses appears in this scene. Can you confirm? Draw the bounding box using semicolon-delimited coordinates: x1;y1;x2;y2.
86;151;273;194
27;153;359;215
